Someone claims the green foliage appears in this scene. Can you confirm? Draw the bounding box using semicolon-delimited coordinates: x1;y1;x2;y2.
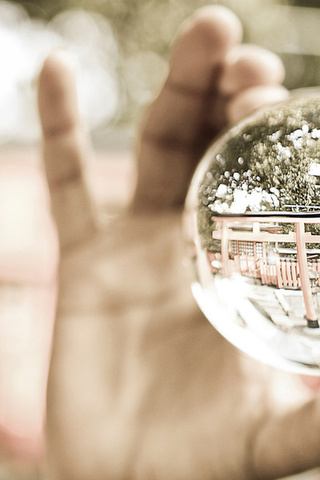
197;95;320;250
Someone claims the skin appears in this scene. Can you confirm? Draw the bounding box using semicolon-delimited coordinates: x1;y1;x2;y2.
38;6;320;480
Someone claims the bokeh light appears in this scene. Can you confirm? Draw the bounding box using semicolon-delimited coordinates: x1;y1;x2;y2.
1;0;320;146
0;1;120;145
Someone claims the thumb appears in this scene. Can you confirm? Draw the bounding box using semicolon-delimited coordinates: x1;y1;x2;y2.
251;395;320;478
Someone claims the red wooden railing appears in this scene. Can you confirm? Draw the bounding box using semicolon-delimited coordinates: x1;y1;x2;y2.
207;252;320;290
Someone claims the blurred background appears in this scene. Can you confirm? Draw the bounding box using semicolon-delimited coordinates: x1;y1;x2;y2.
1;0;320;479
1;0;320;147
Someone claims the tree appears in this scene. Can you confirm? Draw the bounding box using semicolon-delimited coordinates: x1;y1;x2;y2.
197;94;320;250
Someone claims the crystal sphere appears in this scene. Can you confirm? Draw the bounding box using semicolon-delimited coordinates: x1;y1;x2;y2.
184;89;320;375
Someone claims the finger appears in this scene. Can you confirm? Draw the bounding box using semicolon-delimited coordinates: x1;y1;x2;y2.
218;44;286;95
251;396;320;478
38;52;96;251
131;6;242;212
301;375;320;392
226;84;289;124
168;5;243;92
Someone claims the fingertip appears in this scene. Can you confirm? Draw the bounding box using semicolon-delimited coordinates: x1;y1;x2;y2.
38;50;80;137
226;85;290;125
219;45;286;95
169;6;243;90
190;5;243;54
39;50;76;89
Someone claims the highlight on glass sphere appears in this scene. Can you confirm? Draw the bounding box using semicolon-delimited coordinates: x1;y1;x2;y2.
184;88;320;375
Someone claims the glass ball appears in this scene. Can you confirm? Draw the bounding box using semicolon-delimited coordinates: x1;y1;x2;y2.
184;88;320;375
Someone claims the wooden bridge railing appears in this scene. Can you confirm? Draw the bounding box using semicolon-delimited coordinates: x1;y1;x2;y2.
207;252;320;289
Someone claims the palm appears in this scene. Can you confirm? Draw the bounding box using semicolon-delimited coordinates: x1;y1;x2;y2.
39;7;320;480
50;214;270;479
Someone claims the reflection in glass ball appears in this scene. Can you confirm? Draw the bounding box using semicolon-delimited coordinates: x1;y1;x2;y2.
184;89;320;375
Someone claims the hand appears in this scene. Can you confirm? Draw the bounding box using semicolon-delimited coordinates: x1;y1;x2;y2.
39;6;320;480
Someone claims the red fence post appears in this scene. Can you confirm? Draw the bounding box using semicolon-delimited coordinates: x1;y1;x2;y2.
295;222;318;323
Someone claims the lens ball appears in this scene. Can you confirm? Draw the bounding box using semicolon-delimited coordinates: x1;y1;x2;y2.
184;89;320;375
